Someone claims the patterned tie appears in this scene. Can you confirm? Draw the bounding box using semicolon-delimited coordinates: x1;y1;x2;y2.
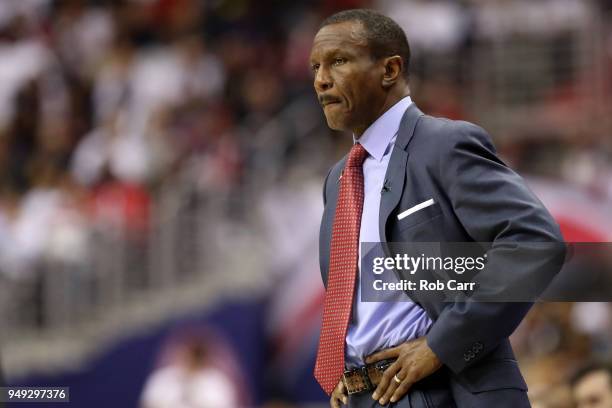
315;143;368;395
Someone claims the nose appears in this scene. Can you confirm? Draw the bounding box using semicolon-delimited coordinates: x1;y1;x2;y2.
314;66;332;93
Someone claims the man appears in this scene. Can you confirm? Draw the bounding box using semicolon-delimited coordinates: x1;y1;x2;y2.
140;339;239;408
310;9;565;408
571;363;612;408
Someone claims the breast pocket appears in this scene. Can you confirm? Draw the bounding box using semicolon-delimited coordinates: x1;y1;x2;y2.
397;200;443;232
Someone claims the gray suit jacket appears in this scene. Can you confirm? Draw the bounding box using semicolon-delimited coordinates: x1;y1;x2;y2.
318;104;565;404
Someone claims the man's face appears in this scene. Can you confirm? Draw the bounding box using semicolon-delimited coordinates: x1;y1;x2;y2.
574;370;612;408
309;21;386;135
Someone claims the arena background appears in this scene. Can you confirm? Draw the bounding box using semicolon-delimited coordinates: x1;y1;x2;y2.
0;0;610;407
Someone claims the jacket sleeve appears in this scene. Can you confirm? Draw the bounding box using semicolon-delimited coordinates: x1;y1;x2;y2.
425;121;566;374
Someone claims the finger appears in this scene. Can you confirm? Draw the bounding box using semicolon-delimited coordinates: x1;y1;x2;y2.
379;368;407;405
331;381;347;407
390;378;413;404
330;393;348;407
338;382;348;405
371;361;400;400
365;346;400;364
378;368;408;405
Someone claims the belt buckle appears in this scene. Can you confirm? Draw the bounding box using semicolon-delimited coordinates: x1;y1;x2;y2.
342;369;357;395
343;366;372;395
361;365;373;391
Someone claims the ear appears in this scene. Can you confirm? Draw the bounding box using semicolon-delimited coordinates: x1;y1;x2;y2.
381;55;403;88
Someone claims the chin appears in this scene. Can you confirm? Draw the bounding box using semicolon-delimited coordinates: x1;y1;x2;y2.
325;115;348;132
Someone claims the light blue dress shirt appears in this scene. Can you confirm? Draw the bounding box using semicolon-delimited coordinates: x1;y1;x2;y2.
345;96;432;369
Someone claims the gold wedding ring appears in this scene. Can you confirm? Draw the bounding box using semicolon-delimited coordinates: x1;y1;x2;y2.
393;374;402;384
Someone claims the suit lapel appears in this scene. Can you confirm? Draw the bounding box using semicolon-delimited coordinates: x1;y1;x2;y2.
327;156;345;209
378;149;408;242
320;157;346;286
379;104;424;243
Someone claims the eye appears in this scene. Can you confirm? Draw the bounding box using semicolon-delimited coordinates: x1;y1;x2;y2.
311;63;320;73
333;57;346;66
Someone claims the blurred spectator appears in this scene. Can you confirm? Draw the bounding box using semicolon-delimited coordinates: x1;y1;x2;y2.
140;338;239;408
471;0;591;39
571;362;612;408
376;0;469;52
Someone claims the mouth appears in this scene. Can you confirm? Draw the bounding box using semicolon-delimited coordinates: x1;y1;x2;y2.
319;95;342;108
323;101;341;109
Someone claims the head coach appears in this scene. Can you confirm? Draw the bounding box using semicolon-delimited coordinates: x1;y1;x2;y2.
310;9;565;408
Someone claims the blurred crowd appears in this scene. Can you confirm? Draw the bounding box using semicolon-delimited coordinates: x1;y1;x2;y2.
0;0;611;276
0;0;611;407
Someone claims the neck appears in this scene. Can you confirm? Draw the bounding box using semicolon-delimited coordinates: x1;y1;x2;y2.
353;86;410;137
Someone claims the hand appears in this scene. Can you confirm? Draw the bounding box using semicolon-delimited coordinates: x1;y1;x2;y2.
330;380;348;407
364;337;442;405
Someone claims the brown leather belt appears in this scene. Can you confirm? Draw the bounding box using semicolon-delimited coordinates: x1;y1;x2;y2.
342;359;395;395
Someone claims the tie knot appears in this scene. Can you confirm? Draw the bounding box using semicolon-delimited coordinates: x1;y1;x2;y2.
346;143;368;167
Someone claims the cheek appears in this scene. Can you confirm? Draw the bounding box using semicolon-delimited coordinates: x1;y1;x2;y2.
348;72;378;104
336;77;360;110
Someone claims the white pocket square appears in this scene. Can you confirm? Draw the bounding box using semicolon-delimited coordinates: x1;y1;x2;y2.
397;199;435;220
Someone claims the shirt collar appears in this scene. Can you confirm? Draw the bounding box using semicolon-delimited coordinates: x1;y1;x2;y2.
353;96;413;162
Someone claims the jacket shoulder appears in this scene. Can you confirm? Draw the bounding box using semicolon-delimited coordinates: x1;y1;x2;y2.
414;115;496;153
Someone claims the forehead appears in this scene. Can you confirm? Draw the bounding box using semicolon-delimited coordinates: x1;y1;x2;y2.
310;21;369;57
576;371;612;394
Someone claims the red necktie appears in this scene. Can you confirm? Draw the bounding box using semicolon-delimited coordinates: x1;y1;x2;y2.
315;143;368;395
